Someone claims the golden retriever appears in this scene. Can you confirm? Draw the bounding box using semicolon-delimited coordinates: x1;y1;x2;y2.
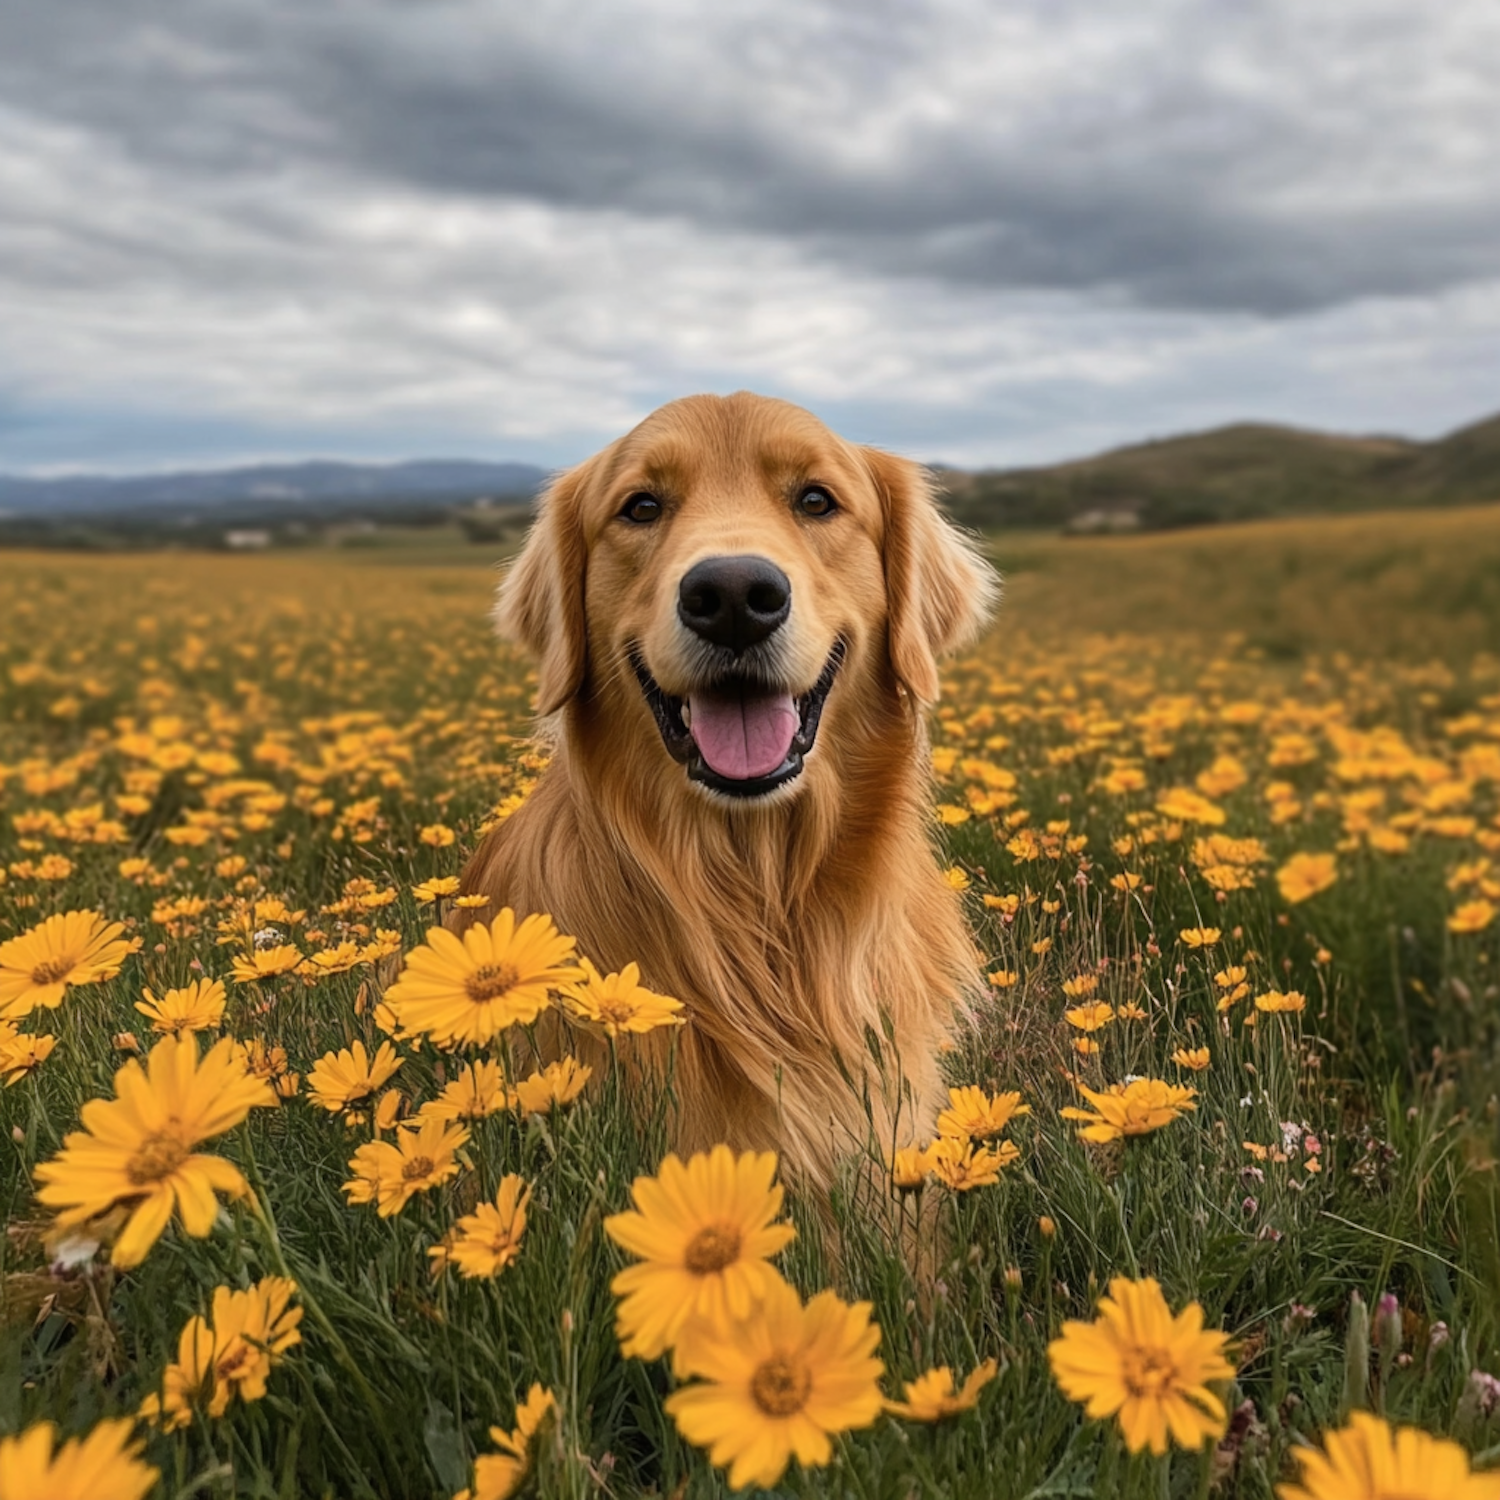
456;392;996;1185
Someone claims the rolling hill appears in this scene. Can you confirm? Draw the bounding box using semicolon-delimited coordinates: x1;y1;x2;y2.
935;410;1500;531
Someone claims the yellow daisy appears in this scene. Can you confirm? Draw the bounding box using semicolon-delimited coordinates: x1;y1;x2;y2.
511;1057;591;1115
454;1384;556;1500
429;1174;531;1279
343;1115;469;1217
1179;927;1221;947
928;1137;1020;1190
890;1144;934;1192
1276;852;1338;904
420;1058;513;1121
604;1144;796;1365
33;1034;276;1268
382;909;583;1046
0;910;141;1020
1255;990;1307;1014
412;876;461;904
664;1278;884;1491
0;1418;158;1500
1065;1001;1116;1032
0;1022;56;1085
135;977;227;1035
935;1085;1030;1141
1171;1047;1211;1071
1048;1276;1234;1455
229;945;304;984
306;1039;404;1113
1060;1079;1198;1143
565;959;684;1036
1277;1411;1500;1500
885;1358;998;1421
141;1277;302;1429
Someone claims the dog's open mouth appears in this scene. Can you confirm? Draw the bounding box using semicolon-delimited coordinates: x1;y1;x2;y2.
631;641;846;797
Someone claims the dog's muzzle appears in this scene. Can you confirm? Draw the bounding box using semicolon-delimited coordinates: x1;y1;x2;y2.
631;640;846;798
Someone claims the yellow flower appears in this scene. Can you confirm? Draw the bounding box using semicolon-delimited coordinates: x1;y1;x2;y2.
1172;1047;1211;1072
412;876;461;903
935;1086;1030;1141
229;945;304;983
889;1144;933;1192
429;1174;530;1279
419;823;456;847
421;1059;513;1121
605;1145;796;1365
1179;927;1221;947
1276;1411;1500;1500
983;894;1021;915
512;1058;591;1115
0;910;141;1020
1155;788;1226;826
1254;990;1307;1014
453;1384;556;1500
299;941;364;976
140;1277;302;1429
1048;1276;1234;1455
928;1137;1019;1190
1449;900;1496;934
1214;966;1247;988
453;893;491;909
382;909;583;1046
1065;1001;1115;1032
0;1418;158;1500
885;1358;998;1421
1276;852;1338;904
135;977;227;1035
664;1278;884;1491
942;865;971;890
0;1023;56;1085
306;1039;404;1112
343;1115;469;1217
1061;974;1099;998
33;1034;276;1268
565;959;684;1036
1118;1002;1148;1021
1060;1079;1198;1144
987;969;1019;989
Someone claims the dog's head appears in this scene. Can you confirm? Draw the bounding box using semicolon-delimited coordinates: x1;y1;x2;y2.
498;393;997;803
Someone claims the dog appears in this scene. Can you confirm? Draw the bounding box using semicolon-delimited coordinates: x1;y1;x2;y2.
456;392;996;1186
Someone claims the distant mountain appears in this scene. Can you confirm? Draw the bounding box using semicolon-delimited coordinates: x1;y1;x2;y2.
0;459;548;519
936;411;1500;532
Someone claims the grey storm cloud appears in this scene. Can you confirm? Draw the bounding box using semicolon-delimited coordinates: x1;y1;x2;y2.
2;1;1499;470
5;0;1500;316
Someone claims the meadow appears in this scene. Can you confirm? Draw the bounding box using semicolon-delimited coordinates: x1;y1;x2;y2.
2;504;1500;1498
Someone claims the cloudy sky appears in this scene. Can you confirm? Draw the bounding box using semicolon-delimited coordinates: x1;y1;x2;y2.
3;1;1499;474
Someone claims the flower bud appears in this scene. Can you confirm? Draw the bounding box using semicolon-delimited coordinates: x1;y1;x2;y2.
1342;1291;1370;1413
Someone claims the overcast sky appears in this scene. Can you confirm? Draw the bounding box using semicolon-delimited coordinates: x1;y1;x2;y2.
3;0;1499;474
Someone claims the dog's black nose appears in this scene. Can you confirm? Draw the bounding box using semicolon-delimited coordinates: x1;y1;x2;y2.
678;555;791;653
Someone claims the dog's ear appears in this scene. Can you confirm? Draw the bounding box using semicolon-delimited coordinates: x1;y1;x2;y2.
866;447;998;705
495;461;590;716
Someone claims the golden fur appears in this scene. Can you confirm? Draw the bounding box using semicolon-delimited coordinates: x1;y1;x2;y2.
456;392;996;1185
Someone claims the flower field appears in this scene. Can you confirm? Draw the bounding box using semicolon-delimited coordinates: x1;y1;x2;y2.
2;505;1500;1498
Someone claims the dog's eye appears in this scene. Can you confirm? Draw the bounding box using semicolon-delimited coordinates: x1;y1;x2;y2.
620;493;662;524
796;487;836;518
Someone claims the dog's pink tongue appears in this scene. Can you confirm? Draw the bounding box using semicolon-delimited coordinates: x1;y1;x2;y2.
688;688;799;780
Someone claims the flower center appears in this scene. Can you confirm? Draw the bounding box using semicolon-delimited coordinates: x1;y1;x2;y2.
403;1155;436;1181
466;963;521;1004
29;957;75;986
596;999;634;1025
216;1342;255;1383
683;1224;742;1274
126;1131;189;1186
750;1354;812;1418
1122;1346;1177;1398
